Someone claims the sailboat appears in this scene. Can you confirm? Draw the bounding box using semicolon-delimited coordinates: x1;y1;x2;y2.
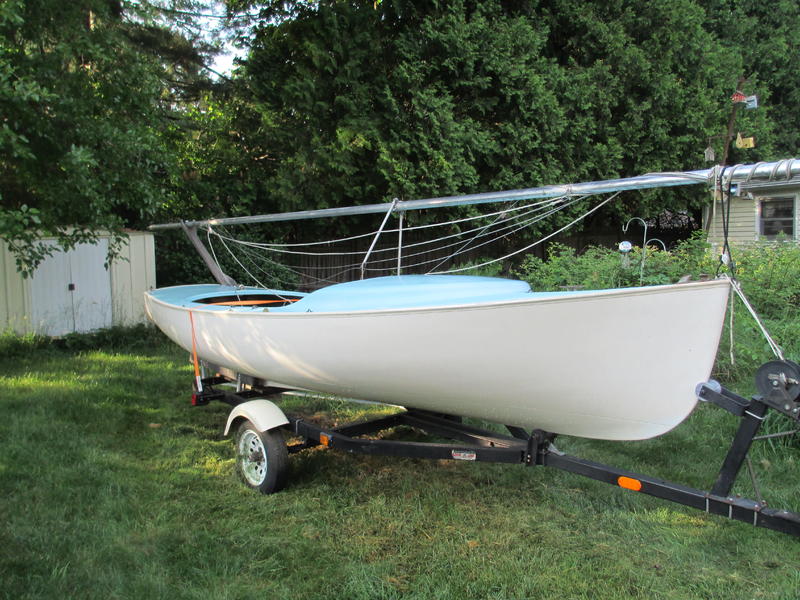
145;272;729;440
144;162;800;441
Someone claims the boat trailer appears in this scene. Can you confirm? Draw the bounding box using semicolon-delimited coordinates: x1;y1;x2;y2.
190;360;800;538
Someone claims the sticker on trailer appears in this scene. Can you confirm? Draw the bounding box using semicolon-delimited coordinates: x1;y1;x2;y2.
451;450;477;461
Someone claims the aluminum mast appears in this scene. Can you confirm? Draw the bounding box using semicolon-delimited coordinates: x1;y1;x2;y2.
149;159;800;231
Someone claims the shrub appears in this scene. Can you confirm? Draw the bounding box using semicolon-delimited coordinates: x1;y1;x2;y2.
0;331;52;358
0;324;172;356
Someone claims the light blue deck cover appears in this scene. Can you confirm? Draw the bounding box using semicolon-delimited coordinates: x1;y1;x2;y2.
279;275;533;312
151;275;581;313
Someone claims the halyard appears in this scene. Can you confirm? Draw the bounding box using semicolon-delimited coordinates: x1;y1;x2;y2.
1;327;798;599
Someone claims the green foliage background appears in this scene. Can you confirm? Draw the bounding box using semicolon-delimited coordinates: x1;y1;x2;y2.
1;0;799;279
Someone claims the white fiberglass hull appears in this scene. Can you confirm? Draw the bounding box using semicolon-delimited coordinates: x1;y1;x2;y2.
145;279;730;441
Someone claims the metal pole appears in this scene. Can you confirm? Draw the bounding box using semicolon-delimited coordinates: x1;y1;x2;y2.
149;159;800;231
397;211;404;276
360;198;398;279
622;217;648;285
181;223;237;286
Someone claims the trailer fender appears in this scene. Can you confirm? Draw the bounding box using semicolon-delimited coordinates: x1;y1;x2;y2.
224;399;289;436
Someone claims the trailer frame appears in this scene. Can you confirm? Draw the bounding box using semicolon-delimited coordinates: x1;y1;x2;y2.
191;359;800;538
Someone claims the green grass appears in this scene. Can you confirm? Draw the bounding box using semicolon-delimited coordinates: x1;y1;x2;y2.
1;329;799;599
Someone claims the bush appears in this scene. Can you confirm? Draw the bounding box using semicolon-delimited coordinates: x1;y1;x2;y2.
0;324;172;356
715;243;800;385
0;331;52;358
514;232;715;292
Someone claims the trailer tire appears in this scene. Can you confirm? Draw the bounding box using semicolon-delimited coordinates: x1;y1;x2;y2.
235;420;288;494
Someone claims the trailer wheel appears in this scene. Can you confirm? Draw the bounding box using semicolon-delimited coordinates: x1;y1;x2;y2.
235;420;288;494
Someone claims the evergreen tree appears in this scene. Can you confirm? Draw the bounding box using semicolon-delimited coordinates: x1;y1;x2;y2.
235;0;797;231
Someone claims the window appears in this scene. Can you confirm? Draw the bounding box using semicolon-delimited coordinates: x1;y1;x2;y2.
759;197;795;239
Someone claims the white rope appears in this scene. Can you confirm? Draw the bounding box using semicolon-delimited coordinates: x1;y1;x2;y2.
372;198;582;272
228;204;548;277
206;197;570;257
371;197;575;258
229;240;359;287
725;276;784;360
432;192;621;274
206;192;611;282
425;198;526;273
206;196;568;256
201;188;623;288
361;198;582;268
212;228;271;290
208;196;579;283
247;228;380;248
220;197;563;249
205;226;242;293
396;196;570;233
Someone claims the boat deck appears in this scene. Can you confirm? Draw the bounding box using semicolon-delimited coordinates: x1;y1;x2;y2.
147;274;587;313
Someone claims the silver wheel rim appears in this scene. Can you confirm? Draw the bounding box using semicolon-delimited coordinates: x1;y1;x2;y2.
239;430;267;486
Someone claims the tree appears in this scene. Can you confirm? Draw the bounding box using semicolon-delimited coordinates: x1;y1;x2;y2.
236;0;790;238
699;0;800;157
0;0;222;275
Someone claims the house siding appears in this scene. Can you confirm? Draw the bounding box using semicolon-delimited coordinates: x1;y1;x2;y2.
706;187;800;248
706;195;759;247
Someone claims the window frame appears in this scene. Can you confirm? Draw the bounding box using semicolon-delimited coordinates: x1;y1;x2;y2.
758;195;797;241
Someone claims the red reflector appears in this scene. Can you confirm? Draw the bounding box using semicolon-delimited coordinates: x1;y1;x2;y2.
617;476;642;492
191;394;198;406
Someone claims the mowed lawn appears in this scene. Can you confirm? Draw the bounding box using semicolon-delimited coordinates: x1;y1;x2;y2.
1;329;798;599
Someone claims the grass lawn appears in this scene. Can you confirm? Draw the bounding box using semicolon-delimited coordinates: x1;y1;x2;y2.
1;328;798;599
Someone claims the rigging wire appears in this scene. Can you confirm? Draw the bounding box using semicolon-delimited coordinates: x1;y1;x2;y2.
219;235;361;287
425;198;525;274
431;192;622;274
204;194;583;283
365;197;585;272
209;227;269;290
207;196;575;263
205;201;545;258
209;197;569;250
201;190;614;286
713;164;784;360
349;198;583;269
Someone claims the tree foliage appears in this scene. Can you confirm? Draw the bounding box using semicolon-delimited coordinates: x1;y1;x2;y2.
700;0;800;154
0;0;219;274
230;0;797;236
3;0;800;278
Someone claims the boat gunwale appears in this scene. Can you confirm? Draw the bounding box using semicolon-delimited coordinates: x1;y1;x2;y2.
145;277;731;318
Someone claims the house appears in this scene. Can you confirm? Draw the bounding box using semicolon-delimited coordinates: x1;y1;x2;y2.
0;230;155;336
705;176;800;246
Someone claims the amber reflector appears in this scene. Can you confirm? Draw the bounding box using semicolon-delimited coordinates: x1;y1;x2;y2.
617;476;642;492
319;434;330;447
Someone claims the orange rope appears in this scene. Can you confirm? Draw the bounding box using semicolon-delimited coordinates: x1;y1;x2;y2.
208;298;299;306
188;310;202;393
